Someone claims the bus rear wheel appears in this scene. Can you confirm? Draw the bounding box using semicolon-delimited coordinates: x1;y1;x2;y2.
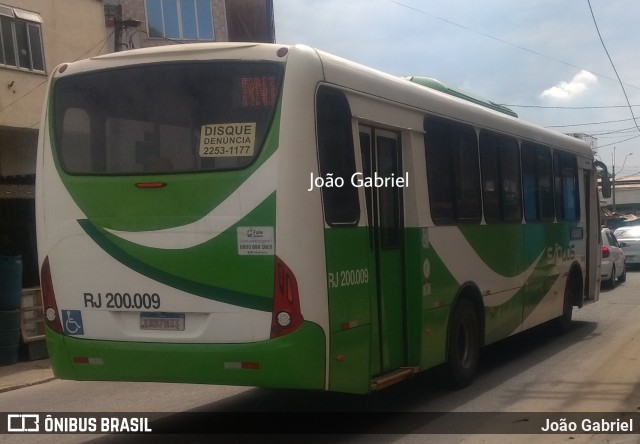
447;298;480;388
554;281;574;334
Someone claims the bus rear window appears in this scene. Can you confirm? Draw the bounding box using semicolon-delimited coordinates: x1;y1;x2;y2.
53;62;282;175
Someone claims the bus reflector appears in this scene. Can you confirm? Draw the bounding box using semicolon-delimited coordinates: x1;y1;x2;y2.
277;47;288;57
270;256;303;338
224;362;260;370
73;357;104;365
135;182;166;188
41;257;63;335
340;320;358;330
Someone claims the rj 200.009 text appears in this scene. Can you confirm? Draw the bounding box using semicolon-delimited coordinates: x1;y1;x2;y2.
84;292;161;310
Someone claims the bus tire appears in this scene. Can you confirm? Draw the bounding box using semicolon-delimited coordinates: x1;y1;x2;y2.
446;298;480;388
554;281;574;334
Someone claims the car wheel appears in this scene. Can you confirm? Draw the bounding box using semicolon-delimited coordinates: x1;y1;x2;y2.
605;265;616;289
618;265;627;283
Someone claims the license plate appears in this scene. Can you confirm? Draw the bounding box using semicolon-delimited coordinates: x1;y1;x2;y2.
140;313;185;331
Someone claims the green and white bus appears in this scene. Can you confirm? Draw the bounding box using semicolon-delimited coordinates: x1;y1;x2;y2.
37;43;610;394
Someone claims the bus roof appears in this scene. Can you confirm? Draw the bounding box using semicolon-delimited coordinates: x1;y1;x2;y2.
406;76;519;118
311;46;592;159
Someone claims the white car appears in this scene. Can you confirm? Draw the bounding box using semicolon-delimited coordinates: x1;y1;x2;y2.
601;228;626;289
614;225;640;267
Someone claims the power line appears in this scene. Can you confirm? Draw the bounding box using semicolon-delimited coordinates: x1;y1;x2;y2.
0;79;48;117
586;0;640;133
595;134;640;149
72;30;114;62
588;126;639;136
617;170;640;180
0;31;114;117
389;0;640;136
388;0;640;90
502;104;640;110
547;117;639;128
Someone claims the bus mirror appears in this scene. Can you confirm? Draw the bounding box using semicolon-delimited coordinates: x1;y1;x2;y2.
594;160;612;198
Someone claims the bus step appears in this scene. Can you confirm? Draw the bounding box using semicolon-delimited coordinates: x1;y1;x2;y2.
370;367;419;391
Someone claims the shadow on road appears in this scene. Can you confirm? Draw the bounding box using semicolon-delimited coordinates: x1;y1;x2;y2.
88;319;600;443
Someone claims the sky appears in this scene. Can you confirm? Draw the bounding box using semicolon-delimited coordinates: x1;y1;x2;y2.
273;0;640;179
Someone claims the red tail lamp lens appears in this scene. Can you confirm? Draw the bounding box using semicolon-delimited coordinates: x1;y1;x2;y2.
270;256;303;338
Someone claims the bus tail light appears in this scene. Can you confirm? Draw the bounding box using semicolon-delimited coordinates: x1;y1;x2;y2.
41;257;63;335
601;246;610;258
270;256;303;338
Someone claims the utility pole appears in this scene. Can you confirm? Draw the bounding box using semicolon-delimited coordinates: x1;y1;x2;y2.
113;5;141;52
611;146;634;212
612;147;616;211
114;5;123;52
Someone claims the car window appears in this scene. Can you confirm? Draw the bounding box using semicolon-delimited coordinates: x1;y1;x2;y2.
610;233;620;247
615;226;640;239
606;231;616;246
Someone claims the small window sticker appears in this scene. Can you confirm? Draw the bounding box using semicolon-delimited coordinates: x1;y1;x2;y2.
199;122;256;157
237;226;274;256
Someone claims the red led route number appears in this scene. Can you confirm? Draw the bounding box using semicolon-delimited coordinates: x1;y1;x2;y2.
241;76;277;108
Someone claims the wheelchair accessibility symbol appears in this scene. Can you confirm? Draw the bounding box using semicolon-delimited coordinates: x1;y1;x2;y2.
62;310;84;335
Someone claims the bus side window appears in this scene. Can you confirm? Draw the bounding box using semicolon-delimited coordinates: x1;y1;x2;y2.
479;130;521;223
554;151;580;221
424;116;481;225
522;142;554;222
316;86;359;226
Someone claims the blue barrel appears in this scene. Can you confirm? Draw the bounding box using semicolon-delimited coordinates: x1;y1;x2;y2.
0;255;22;310
0;309;20;366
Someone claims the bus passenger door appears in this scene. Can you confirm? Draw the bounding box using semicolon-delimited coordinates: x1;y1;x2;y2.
359;127;406;374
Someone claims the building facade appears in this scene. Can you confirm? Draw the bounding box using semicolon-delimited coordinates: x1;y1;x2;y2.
0;0;109;177
0;0;274;288
0;1;109;286
610;175;640;215
104;0;274;52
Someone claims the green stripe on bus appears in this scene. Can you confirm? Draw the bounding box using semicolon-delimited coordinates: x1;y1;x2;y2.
78;217;274;312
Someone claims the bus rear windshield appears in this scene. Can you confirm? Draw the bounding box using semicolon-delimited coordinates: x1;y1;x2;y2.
53;61;283;175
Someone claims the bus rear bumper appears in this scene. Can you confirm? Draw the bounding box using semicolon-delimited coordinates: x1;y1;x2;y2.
45;321;326;390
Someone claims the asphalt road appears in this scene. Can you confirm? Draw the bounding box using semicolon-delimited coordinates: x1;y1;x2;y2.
2;268;640;443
